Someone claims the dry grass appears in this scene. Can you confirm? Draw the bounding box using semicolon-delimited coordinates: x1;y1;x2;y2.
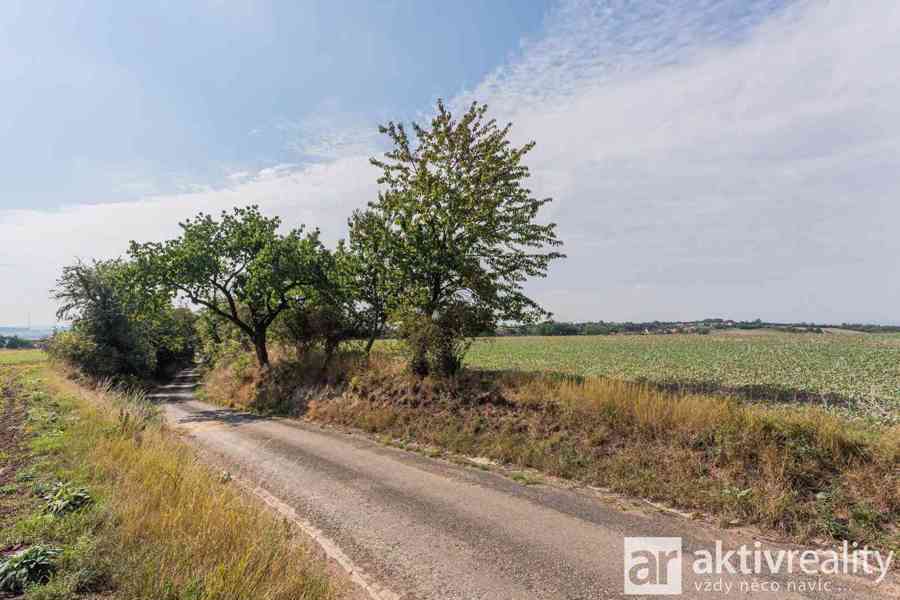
6;365;339;600
297;353;899;549
201;348;363;415
198;348;899;548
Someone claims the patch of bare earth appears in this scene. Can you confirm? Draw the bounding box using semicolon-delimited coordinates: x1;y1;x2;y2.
0;373;30;551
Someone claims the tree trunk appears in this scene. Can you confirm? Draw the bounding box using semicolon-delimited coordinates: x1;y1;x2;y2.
321;338;338;377
365;334;376;355
253;332;270;368
410;338;429;377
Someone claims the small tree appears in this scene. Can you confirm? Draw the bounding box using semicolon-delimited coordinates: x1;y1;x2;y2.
272;244;366;370
346;209;400;354
129;206;326;368
370;100;564;376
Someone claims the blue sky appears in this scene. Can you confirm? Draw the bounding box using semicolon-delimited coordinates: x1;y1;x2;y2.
2;0;899;326
1;1;548;209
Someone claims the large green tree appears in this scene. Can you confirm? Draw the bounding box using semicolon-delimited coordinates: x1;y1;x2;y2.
129;206;326;367
369;100;564;375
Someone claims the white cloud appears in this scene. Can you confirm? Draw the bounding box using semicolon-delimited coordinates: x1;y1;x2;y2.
460;0;900;323
0;156;377;324
3;0;900;325
277;114;382;160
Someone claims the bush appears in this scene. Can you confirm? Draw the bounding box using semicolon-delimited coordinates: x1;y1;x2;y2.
396;303;490;377
46;330;136;380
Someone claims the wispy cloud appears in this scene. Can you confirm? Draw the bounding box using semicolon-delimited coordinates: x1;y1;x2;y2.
4;0;899;324
278;115;381;161
457;0;900;322
0;156;378;324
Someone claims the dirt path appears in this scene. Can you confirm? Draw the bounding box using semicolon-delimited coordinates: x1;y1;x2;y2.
155;368;898;600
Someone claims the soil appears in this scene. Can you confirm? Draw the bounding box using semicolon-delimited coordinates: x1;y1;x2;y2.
0;375;29;530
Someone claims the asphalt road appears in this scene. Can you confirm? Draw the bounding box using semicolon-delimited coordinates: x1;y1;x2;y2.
155;368;897;600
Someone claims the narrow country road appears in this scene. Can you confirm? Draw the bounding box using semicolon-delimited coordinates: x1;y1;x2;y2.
153;368;897;600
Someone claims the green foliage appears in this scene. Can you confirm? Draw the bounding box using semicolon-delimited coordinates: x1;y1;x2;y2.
194;308;248;367
129;205;327;367
271;241;376;370
43;482;92;515
462;333;900;422
369;100;563;375
49;259;196;379
0;545;61;593
53;104;569;380
51;260;154;378
345;209;402;352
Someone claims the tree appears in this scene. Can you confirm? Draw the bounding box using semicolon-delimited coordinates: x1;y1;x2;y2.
50;259;177;377
129;206;326;368
272;243;366;370
369;100;564;375
346;208;400;354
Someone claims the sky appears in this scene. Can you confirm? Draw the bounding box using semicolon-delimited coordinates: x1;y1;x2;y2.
1;0;898;326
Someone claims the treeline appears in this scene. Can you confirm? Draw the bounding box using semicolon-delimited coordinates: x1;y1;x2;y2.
497;318;900;336
49;100;563;380
0;335;35;349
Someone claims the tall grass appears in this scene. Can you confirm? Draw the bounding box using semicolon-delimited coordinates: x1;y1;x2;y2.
301;354;899;549
22;367;339;600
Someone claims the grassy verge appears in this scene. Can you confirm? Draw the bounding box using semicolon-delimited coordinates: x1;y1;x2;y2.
0;351;47;366
0;363;338;599
204;351;900;551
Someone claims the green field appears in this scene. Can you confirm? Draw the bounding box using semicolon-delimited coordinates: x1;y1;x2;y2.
0;349;46;365
463;332;900;421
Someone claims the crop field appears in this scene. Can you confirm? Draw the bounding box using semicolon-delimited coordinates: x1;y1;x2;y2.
0;348;46;365
463;332;900;422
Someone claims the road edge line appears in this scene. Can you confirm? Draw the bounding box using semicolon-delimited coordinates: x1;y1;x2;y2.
234;475;401;600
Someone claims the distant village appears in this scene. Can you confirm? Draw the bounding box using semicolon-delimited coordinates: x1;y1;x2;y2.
496;318;900;337
2;319;898;350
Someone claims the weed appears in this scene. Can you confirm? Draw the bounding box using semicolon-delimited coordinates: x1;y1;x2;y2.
15;466;37;483
509;472;543;486
0;545;60;593
43;482;92;515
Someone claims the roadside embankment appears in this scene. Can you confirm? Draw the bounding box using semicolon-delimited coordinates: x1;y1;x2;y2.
203;351;900;552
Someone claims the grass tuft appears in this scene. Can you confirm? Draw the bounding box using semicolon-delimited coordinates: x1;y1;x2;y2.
1;364;339;600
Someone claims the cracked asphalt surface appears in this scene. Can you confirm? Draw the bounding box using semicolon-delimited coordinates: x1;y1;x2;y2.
155;368;898;600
